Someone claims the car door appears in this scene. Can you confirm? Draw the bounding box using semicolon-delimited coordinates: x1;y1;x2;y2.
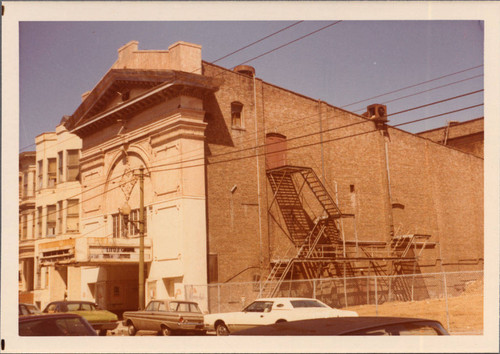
143;301;160;331
232;301;274;332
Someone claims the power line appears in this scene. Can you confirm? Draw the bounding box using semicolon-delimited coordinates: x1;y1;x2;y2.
148;102;482;174
211;21;304;64
23;102;482;229
352;74;484;114
238;21;343;66
392;104;484;128
19;64;483;154
340;64;484;109
387;89;483;117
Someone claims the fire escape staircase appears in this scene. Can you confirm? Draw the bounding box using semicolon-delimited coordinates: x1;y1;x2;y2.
261;166;345;298
388;234;431;301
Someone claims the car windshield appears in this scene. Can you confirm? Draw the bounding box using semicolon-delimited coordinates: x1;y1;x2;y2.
66;303;96;311
20;304;41;315
19;317;95;336
243;301;274;313
290;300;327;308
146;301;160;311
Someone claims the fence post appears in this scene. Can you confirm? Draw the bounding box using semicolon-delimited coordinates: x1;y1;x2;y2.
375;275;378;316
367;276;369;305
343;263;348;308
442;272;450;332
217;283;221;313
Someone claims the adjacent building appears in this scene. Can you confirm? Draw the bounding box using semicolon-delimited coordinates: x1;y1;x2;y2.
20;40;484;314
417;117;484;158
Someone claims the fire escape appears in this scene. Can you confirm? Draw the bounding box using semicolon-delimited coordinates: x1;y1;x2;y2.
261;164;435;303
260;166;347;298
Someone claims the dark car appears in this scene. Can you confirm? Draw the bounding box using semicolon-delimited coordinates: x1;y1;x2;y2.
19;313;97;336
231;316;449;336
43;300;118;336
19;303;42;316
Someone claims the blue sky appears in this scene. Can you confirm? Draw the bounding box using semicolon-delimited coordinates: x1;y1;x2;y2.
19;20;484;152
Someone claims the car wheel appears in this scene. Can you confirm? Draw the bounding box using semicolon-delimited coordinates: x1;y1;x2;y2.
215;323;229;336
127;322;137;336
275;319;287;324
98;329;107;336
160;325;172;336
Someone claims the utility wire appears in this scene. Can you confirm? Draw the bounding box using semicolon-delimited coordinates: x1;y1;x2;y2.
211;21;304;64
340;64;484;109
387;89;483;117
238;21;343;66
392;103;484;128
24;102;482;227
352;74;484;114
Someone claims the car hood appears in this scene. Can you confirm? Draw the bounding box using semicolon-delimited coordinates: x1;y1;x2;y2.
68;310;118;323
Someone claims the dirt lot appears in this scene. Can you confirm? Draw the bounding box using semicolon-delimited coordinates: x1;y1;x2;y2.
345;280;483;335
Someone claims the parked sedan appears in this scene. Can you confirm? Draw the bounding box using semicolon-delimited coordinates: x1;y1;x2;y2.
204;297;358;335
43;300;118;336
231;316;449;335
19;313;97;336
123;299;206;336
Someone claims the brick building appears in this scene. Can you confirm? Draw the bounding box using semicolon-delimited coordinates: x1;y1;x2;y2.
417;117;484;158
21;40;483;313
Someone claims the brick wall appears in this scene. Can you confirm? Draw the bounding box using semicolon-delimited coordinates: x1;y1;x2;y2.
203;62;484;285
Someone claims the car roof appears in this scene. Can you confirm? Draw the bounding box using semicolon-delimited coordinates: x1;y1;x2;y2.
47;300;95;304
254;298;319;301
19;313;83;322
150;299;198;304
232;316;442;335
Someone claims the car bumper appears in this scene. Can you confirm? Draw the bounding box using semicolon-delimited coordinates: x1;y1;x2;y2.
91;321;119;331
177;322;205;332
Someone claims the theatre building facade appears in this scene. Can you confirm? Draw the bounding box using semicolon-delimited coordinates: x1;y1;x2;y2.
21;40;483;314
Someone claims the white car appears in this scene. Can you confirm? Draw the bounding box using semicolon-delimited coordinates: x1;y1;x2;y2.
204;297;358;335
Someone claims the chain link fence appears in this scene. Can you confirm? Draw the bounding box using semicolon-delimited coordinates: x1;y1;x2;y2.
185;270;483;335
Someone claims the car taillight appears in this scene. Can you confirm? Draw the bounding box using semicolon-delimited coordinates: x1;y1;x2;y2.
178;317;184;323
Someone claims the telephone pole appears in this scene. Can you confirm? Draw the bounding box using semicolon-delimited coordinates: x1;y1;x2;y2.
138;166;145;310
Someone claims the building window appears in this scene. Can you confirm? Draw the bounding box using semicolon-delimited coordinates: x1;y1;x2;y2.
47;158;57;188
23;172;29;197
231;102;243;128
37;160;43;190
31;211;35;239
46;205;56;236
19;176;23;199
37;207;43;238
208;254;218;283
57;201;63;234
32;171;36;195
67;150;79;182
22;215;28;240
66;199;79;233
58;151;64;182
112;209;147;238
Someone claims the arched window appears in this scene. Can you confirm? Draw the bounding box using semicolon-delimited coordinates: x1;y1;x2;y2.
231;101;243;128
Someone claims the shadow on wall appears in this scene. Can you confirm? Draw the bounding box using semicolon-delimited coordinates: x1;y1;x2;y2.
204;94;234;153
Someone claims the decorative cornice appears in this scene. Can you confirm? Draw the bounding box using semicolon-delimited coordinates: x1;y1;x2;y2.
65;69;220;138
